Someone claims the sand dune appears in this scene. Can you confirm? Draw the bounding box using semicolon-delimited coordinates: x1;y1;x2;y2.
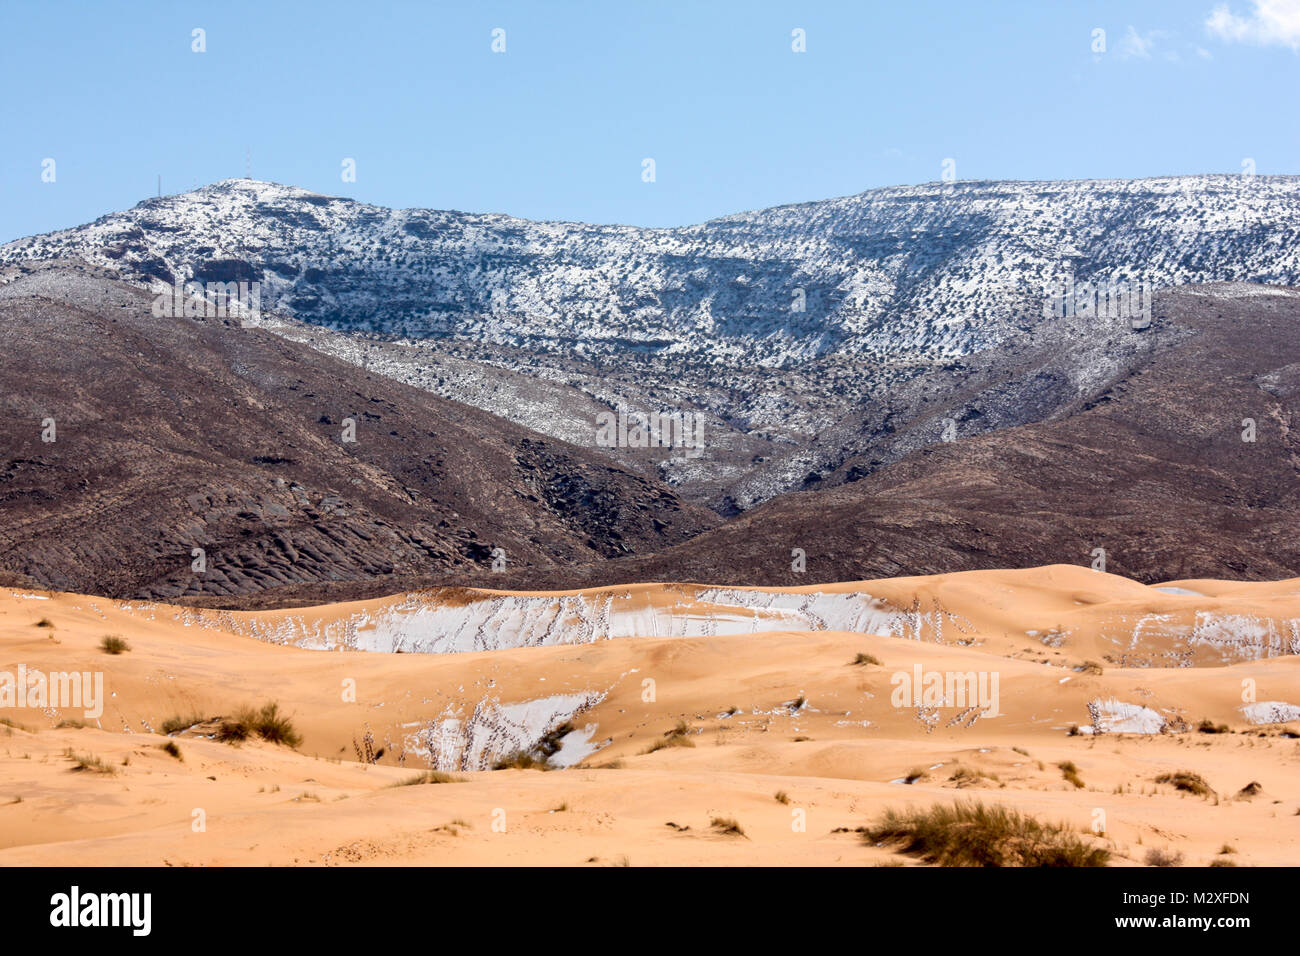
1;565;1296;866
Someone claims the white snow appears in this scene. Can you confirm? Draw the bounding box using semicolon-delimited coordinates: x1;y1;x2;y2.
548;724;608;768
1239;701;1300;725
1087;697;1166;735
404;692;603;771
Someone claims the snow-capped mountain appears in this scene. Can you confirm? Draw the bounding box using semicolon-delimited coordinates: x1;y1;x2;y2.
4;174;1299;511
5;174;1299;367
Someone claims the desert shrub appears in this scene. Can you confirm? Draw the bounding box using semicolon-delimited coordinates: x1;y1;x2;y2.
1197;719;1229;734
531;722;574;761
1145;847;1183;867
216;703;301;747
244;703;301;747
390;770;460;786
949;766;999;788
643;719;696;754
1058;761;1085;789
161;714;203;735
65;749;116;775
215;719;249;743
852;652;881;666
1154;771;1213;798
100;634;130;655
160;741;182;760
710;816;746;837
491;749;548;770
863;801;1110;867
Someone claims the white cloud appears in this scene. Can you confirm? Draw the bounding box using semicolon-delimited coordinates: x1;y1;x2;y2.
1118;25;1155;58
1206;0;1300;49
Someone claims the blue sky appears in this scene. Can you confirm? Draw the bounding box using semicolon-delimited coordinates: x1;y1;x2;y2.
2;0;1298;241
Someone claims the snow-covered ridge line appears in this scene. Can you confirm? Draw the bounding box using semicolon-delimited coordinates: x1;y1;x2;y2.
5;174;1299;369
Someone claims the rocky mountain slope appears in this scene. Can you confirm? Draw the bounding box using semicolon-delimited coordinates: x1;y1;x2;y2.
157;282;1300;607
5;175;1299;509
0;261;716;600
6;175;1298;366
543;284;1300;588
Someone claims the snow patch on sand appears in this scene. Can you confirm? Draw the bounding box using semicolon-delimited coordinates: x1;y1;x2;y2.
1190;613;1300;659
404;691;604;771
1087;697;1166;735
1240;701;1300;725
177;586;969;655
548;724;607;768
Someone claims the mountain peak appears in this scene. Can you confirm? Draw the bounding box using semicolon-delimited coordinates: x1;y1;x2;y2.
186;178;333;201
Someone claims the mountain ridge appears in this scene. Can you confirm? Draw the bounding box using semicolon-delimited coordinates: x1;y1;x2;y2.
7;173;1299;366
4;173;1299;516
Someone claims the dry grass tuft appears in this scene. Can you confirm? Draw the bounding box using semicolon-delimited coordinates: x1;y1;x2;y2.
710;816;746;837
643;719;696;754
1154;771;1214;798
1144;847;1183;867
390;770;461;786
863;801;1109;867
100;634;130;655
215;703;302;748
64;749;116;775
1057;760;1085;789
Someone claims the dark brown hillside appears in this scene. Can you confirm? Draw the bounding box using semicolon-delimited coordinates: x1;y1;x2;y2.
0;261;718;599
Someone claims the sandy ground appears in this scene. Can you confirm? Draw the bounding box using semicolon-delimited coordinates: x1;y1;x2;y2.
0;564;1296;866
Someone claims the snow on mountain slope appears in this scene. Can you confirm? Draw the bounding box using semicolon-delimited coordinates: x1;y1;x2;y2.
5;174;1298;367
5;175;1298;510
